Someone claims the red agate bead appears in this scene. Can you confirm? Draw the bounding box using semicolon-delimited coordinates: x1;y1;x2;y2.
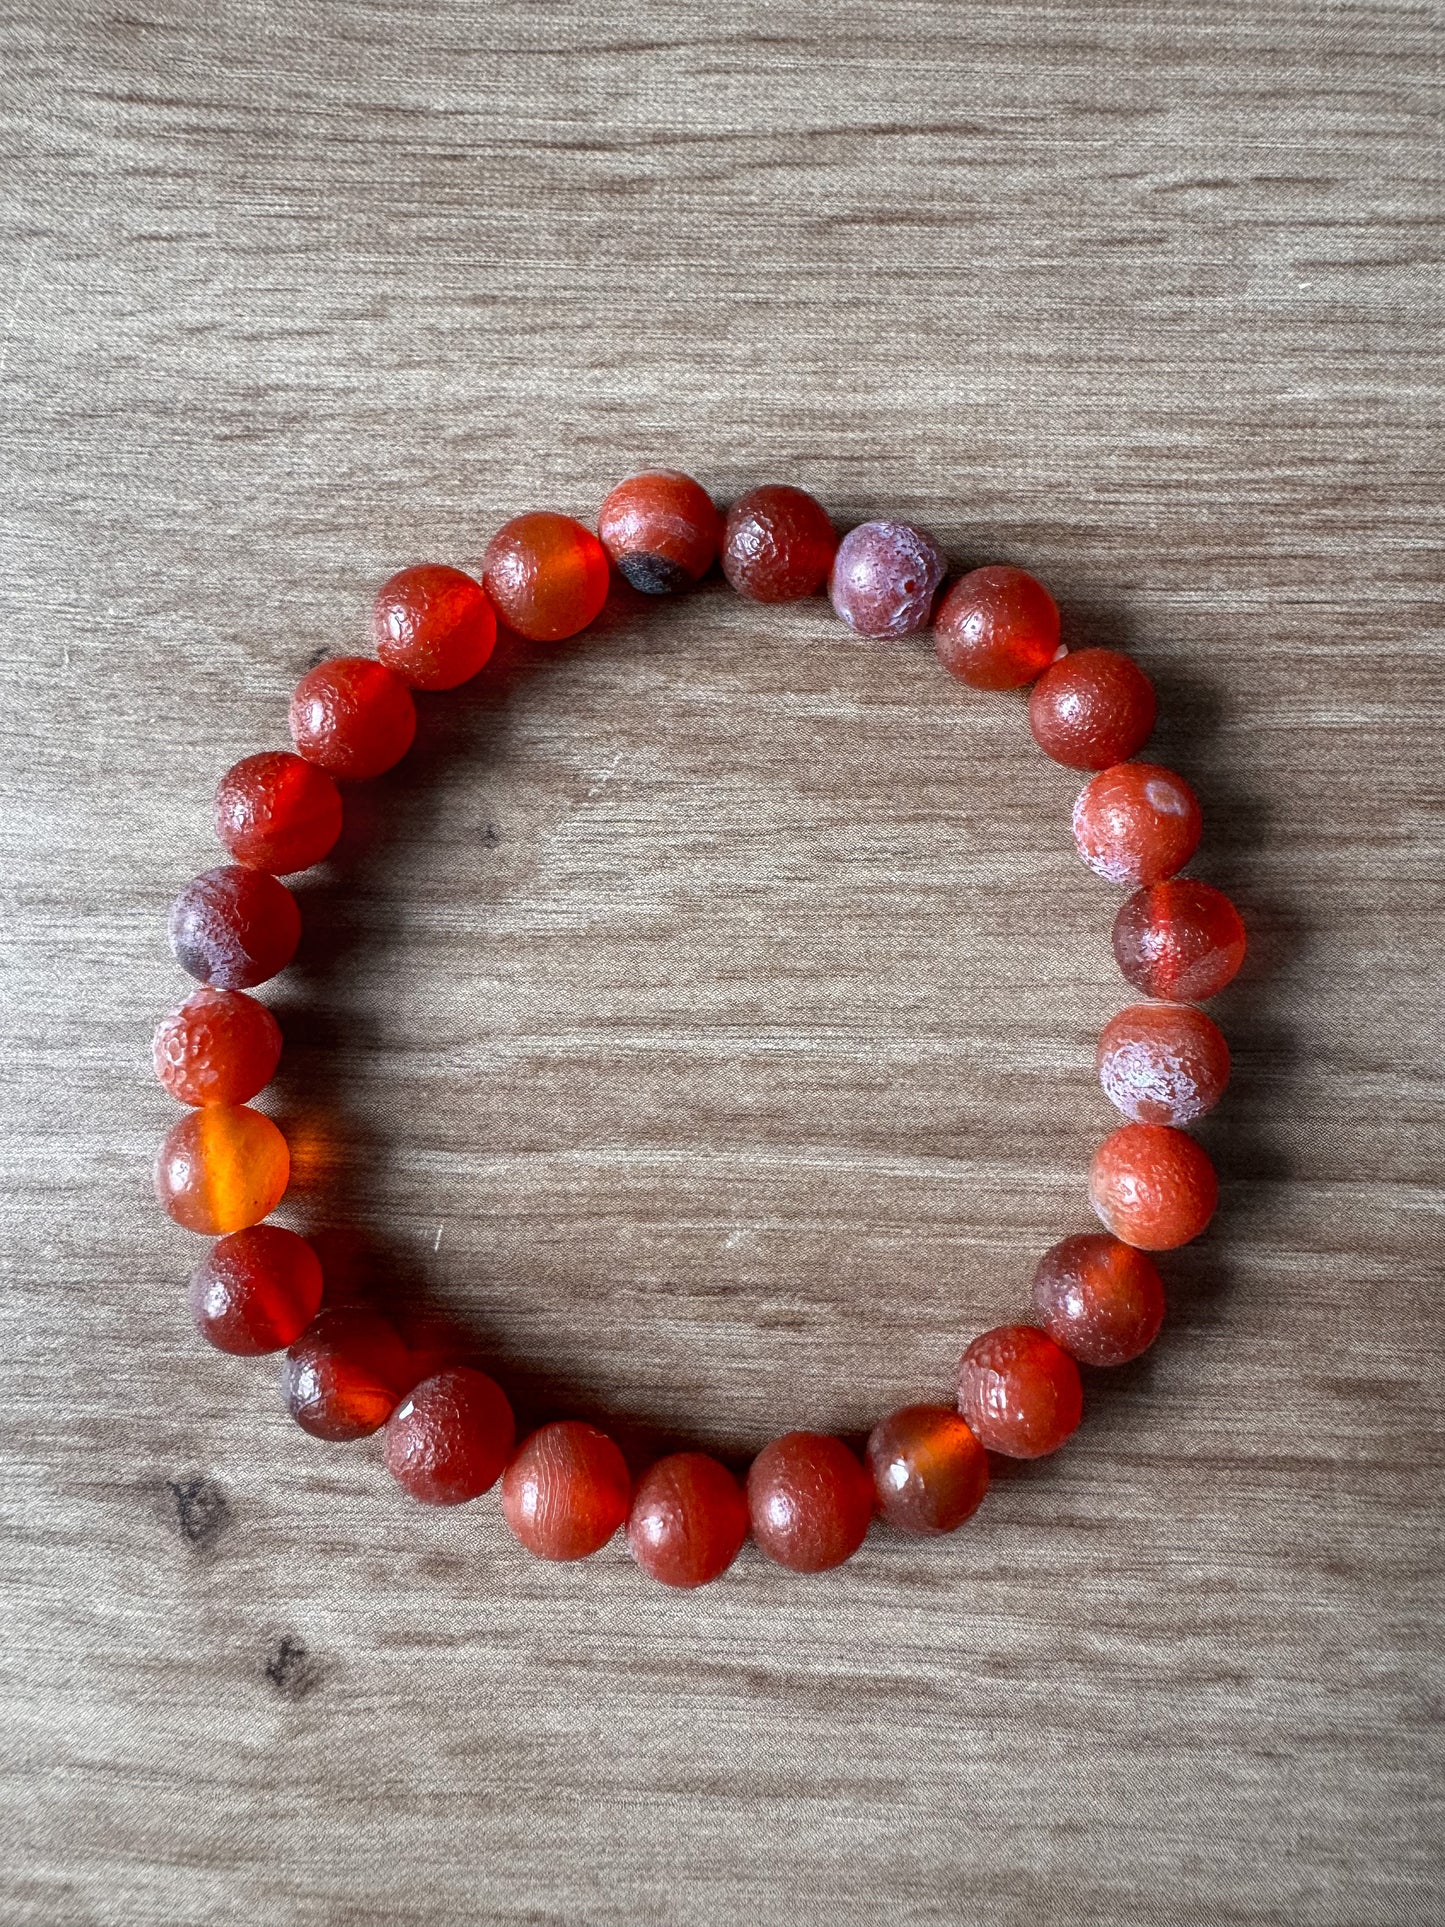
501;1421;631;1560
384;1366;516;1505
1028;648;1156;769
289;657;417;780
169;865;301;989
1090;1122;1218;1250
214;751;342;874
1072;761;1202;887
598;470;719;595
934;566;1060;689
956;1324;1083;1459
281;1307;412;1441
866;1404;989;1535
189;1225;323;1355
626;1452;749;1588
1030;1233;1165;1367
828;519;946;637
373;564;496;690
155;1104;290;1234
153;986;282;1107
721;485;837;602
746;1431;873;1572
1097;1001;1231;1125
1112;879;1247;1001
483;512;611;642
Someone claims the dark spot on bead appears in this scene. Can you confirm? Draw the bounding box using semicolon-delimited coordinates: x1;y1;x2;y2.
264;1634;320;1700
616;551;693;596
167;1475;231;1549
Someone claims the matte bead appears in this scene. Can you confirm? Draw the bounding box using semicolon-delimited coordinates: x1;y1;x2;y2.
1112;879;1247;1001
155;1104;289;1234
188;1225;323;1355
598;470;720;594
1097;1001;1231;1125
168;865;301;989
866;1403;989;1535
373;564;497;690
153;986;282;1107
1090;1123;1219;1250
501;1421;631;1560
934;566;1060;689
483;513;611;642
626;1452;749;1588
1029;649;1157;769
828;519;946;637
384;1366;516;1505
281;1307;412;1441
746;1431;873;1572
1030;1233;1165;1367
1072;762;1202;887
289;657;417;780
956;1324;1083;1459
214;750;343;874
721;485;837;602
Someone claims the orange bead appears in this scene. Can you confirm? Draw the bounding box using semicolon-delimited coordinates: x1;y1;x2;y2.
373;563;497;690
153;986;282;1107
598;470;720;594
214;750;343;874
746;1431;873;1572
1030;1233;1165;1367
1028;648;1156;769
154;1104;289;1234
189;1225;323;1355
1097;1001;1231;1125
956;1324;1083;1459
934;566;1060;689
501;1421;631;1560
626;1452;749;1588
721;485;837;602
483;512;611;642
866;1404;989;1535
384;1366;516;1505
1072;761;1202;887
1090;1122;1218;1250
1112;879;1247;1001
289;657;417;780
169;865;301;989
282;1307;412;1441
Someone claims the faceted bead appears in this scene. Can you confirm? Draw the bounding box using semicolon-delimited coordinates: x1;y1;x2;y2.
1030;1233;1165;1367
956;1324;1083;1459
282;1306;413;1441
866;1403;989;1535
289;657;417;780
626;1451;749;1588
153;986;282;1107
213;750;343;874
501;1420;631;1560
384;1366;516;1505
828;519;946;637
373;563;497;691
155;1104;289;1234
1028;648;1156;770
188;1224;323;1355
1090;1122;1218;1250
1072;762;1202;887
483;512;611;642
746;1431;873;1573
934;566;1060;689
721;485;837;603
1097;1001;1231;1125
169;865;301;989
1112;879;1247;1001
598;470;720;595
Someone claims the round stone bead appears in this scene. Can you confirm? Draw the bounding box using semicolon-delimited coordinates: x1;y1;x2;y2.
483;512;611;642
626;1452;749;1588
598;470;720;595
746;1431;873;1573
282;1306;413;1441
1028;648;1157;769
169;865;301;989
373;563;497;690
213;751;343;875
866;1403;989;1535
1030;1233;1166;1367
828;519;947;637
956;1324;1083;1459
1090;1123;1219;1250
289;657;417;780
153;986;282;1107
1097;1001;1231;1125
501;1421;631;1561
721;484;838;602
1072;762;1202;887
188;1224;323;1355
1112;879;1247;1001
384;1366;516;1505
934;566;1060;689
155;1104;290;1234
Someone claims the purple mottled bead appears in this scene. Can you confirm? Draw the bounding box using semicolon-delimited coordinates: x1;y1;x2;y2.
828;519;947;638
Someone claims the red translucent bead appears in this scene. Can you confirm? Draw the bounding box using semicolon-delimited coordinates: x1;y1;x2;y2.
289;656;416;780
1030;1233;1165;1367
214;750;343;874
956;1324;1083;1459
169;865;301;989
746;1431;873;1573
501;1421;631;1560
1097;1001;1231;1125
721;485;837;603
828;519;946;637
483;512;611;642
373;564;497;691
626;1452;749;1588
189;1225;323;1355
866;1403;989;1535
281;1307;412;1441
1072;761;1202;887
1090;1123;1218;1250
155;1104;289;1234
934;566;1060;689
598;470;720;595
1029;649;1157;769
384;1366;516;1505
1112;879;1247;1001
153;986;282;1107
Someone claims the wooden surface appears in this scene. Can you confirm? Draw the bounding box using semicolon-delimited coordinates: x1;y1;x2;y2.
2;4;1442;1923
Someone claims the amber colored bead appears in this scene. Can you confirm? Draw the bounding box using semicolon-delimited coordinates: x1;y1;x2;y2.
153;986;282;1107
169;865;301;989
957;1325;1083;1459
721;485;838;603
282;1306;413;1441
1090;1122;1219;1250
1029;649;1157;770
384;1366;516;1505
828;519;947;637
934;566;1060;689
373;563;496;691
155;1104;290;1234
188;1224;323;1355
501;1421;631;1560
1097;1001;1231;1125
1072;761;1202;887
1030;1233;1165;1367
746;1431;873;1573
214;750;343;875
626;1452;749;1588
1112;879;1247;1002
289;656;416;781
598;470;720;595
483;512;611;642
866;1404;989;1536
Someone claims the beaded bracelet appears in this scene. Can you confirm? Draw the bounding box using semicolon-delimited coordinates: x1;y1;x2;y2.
153;471;1246;1589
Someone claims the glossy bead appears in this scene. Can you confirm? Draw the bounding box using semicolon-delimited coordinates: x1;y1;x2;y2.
866;1404;989;1536
1030;1233;1165;1367
934;566;1060;689
384;1366;516;1505
1072;762;1202;887
282;1306;413;1441
155;1104;289;1234
746;1431;873;1573
828;519;946;637
598;470;719;595
153;986;282;1107
501;1421;631;1560
721;484;837;603
626;1452;749;1588
213;751;343;874
188;1225;323;1355
1029;649;1157;769
168;865;301;989
1090;1122;1219;1250
373;564;497;690
956;1324;1083;1459
483;512;611;642
289;657;417;780
1112;879;1247;1001
1097;1001;1231;1125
